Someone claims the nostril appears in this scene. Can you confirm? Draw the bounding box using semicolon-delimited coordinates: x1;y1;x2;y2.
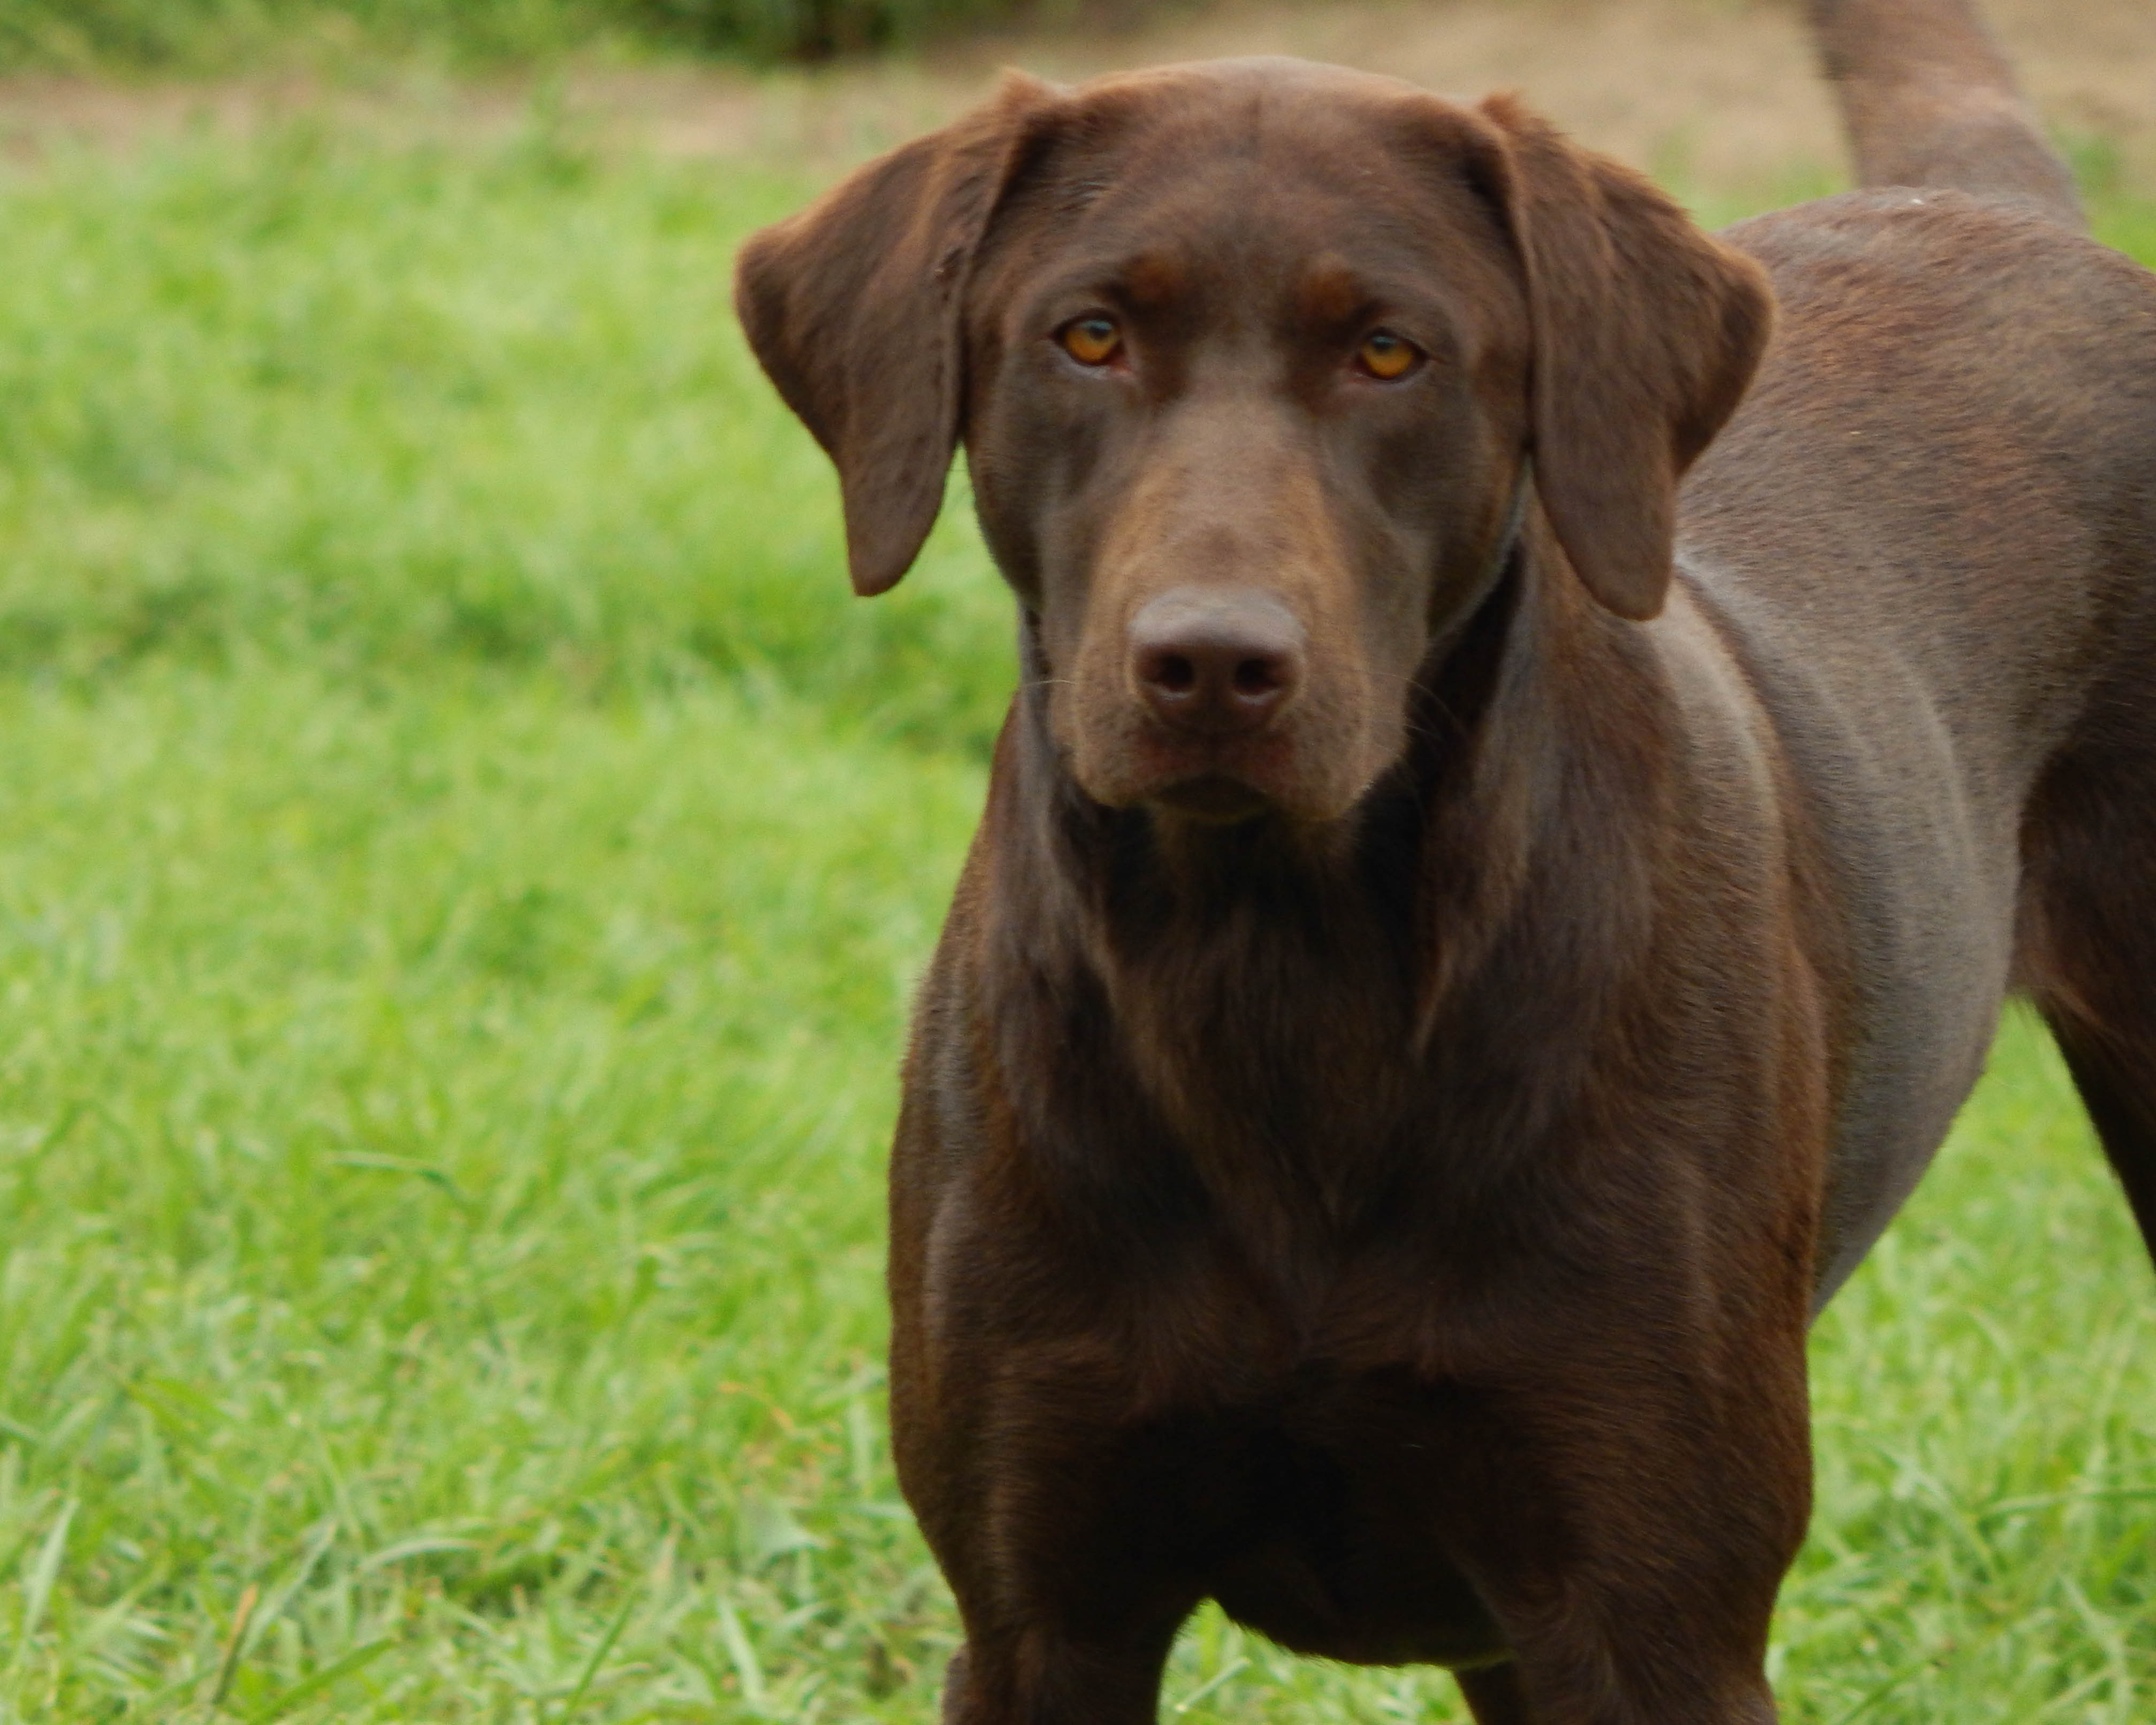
1232;656;1283;700
1152;652;1198;696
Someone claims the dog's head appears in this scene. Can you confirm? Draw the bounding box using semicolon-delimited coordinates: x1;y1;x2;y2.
736;58;1771;824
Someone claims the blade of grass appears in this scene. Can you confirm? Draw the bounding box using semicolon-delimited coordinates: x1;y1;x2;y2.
243;1636;397;1725
716;1598;767;1716
550;1570;643;1724
205;1583;260;1714
9;1495;75;1676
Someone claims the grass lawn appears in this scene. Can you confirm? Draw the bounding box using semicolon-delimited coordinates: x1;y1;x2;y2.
1;107;2155;1723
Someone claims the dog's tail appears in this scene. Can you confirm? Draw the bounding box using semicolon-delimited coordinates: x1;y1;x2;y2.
1807;0;2084;229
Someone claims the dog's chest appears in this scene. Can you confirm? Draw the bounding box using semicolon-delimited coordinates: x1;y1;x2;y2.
985;1303;1517;1667
1103;919;1424;1220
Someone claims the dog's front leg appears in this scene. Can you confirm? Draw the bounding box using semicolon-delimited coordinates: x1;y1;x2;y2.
1454;1661;1536;1725
891;1332;1203;1725
936;1615;1186;1725
1457;1657;1774;1725
1405;1276;1811;1725
1434;1340;1809;1725
1456;1561;1785;1725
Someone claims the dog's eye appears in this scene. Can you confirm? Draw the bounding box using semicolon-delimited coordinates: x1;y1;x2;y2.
1356;330;1422;381
1059;316;1123;368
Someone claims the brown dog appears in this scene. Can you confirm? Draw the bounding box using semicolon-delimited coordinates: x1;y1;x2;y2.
734;0;2156;1717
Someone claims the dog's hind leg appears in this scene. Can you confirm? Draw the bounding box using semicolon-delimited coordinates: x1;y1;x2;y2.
2022;747;2156;1267
1807;0;2083;228
2047;1014;2156;1262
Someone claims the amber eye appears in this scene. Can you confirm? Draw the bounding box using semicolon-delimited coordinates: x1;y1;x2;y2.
1059;315;1123;367
1357;330;1421;380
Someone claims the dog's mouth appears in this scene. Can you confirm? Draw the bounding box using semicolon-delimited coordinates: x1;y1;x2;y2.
1060;652;1382;827
1146;771;1276;823
1113;718;1361;825
1113;718;1302;817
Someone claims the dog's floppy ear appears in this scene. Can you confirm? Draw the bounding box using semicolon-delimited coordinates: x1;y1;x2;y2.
1472;95;1774;620
734;74;1056;597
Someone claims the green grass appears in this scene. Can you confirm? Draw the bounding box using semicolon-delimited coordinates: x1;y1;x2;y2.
0;110;2154;1722
0;0;1040;72
0;665;975;1722
0;0;622;71
0;123;1013;754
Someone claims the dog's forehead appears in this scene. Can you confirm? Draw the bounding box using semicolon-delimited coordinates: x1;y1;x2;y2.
984;59;1503;301
1040;56;1461;188
1069;55;1434;123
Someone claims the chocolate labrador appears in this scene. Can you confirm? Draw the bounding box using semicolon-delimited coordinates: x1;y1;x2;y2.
734;0;2156;1716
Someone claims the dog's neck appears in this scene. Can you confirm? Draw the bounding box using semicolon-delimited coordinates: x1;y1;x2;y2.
978;514;1669;1240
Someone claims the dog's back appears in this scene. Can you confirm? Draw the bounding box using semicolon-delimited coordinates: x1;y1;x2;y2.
1669;1;2156;1302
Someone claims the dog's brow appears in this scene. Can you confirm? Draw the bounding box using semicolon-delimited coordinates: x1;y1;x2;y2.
1296;260;1372;329
1123;254;1187;310
1026;253;1192;321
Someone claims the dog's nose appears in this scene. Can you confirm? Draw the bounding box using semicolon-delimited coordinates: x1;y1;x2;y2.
1129;589;1306;735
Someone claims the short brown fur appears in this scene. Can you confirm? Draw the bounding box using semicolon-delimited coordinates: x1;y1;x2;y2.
735;3;2156;1718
